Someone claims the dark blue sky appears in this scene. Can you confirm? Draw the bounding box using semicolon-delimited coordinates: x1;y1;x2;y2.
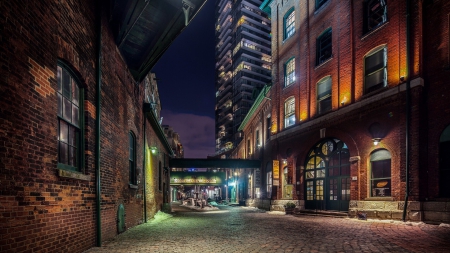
151;0;216;158
152;0;216;117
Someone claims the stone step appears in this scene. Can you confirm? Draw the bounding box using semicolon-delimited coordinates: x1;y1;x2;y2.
294;209;349;218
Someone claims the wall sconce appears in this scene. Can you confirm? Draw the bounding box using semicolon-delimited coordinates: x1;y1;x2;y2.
150;147;158;154
372;138;381;146
282;159;287;165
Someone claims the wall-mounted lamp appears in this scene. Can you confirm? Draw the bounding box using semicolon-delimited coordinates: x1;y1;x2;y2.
150;147;158;154
372;138;381;146
282;159;287;165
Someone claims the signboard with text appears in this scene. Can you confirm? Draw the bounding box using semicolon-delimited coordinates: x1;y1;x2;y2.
273;160;279;179
170;172;225;186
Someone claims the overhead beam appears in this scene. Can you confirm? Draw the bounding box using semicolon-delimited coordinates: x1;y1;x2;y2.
169;158;261;168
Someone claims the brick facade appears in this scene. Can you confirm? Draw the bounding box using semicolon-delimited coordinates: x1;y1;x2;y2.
0;1;169;252
238;0;450;221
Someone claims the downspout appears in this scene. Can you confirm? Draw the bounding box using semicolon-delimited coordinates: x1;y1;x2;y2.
402;0;411;222
142;117;147;222
95;0;102;246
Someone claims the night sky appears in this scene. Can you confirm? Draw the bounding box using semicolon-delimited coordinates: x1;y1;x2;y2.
151;0;216;158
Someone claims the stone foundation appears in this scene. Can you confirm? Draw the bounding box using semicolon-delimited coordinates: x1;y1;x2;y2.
348;200;450;223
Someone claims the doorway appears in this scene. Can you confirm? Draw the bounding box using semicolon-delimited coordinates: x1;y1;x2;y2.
305;138;350;211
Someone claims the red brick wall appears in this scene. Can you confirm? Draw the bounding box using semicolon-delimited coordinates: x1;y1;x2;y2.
423;0;450;199
0;1;166;252
267;0;426;204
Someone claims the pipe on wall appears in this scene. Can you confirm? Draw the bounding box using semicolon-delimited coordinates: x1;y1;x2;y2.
402;0;411;222
95;0;102;246
143;115;147;222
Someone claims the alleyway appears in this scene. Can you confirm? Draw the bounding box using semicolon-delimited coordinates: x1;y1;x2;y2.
84;203;450;253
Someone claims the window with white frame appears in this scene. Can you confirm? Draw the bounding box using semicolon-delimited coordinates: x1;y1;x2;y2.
284;8;295;40
266;171;272;199
284;58;295;87
317;76;332;114
57;64;83;171
284;97;295;128
364;47;387;94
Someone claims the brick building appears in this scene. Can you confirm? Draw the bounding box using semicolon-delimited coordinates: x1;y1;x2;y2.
232;0;450;222
0;0;205;252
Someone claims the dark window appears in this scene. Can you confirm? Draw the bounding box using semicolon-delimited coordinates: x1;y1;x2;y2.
129;132;136;185
159;161;162;191
364;0;387;33
317;76;332;114
256;130;260;147
365;47;387;94
284;8;295;40
316;0;329;10
57;65;83;171
370;149;391;197
316;29;332;65
266;116;271;139
247;139;251;155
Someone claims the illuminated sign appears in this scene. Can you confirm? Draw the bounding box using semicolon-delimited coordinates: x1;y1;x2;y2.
170;172;225;186
273;160;279;179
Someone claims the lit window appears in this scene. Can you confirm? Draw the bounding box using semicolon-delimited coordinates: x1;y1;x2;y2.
316;29;332;65
57;64;83;171
284;97;295;128
284;8;295;40
317;76;332;114
129;132;136;185
256;130;260;147
364;47;387;94
284;58;295;87
364;0;387;33
370;149;391;197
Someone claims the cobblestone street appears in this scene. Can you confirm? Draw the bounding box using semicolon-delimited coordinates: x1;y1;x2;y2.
85;203;450;253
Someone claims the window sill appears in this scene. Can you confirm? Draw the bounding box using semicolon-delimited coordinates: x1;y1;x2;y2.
364;197;394;201
314;0;331;15
282;34;295;44
129;184;138;189
58;169;91;181
361;21;389;41
314;57;333;70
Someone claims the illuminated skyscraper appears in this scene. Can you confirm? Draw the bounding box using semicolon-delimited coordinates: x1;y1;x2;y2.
215;0;271;156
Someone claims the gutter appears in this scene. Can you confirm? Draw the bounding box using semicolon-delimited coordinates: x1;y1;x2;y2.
95;0;102;246
142;117;147;222
402;0;411;222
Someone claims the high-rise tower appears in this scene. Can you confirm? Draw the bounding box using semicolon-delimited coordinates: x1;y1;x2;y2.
214;0;271;156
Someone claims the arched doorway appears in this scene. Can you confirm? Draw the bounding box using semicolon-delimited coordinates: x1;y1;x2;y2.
305;138;350;211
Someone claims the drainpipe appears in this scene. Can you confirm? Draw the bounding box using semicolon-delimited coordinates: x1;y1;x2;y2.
95;0;102;246
142;117;147;222
402;0;411;222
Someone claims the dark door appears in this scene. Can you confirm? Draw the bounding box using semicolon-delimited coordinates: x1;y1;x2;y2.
305;139;350;212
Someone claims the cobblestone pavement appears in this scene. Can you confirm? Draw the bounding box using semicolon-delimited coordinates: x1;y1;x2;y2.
85;203;450;253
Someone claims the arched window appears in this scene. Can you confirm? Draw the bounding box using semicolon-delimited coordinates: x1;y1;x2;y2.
284;97;295;128
129;132;136;185
370;149;391;197
283;8;295;40
57;64;84;171
439;125;450;197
